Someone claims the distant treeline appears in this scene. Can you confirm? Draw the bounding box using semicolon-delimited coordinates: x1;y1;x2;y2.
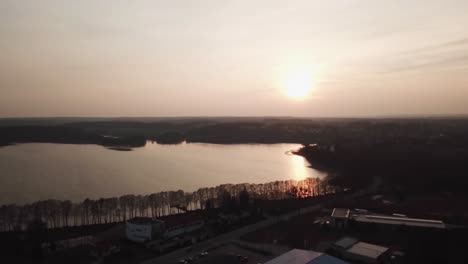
0;177;335;232
2;117;468;146
71;117;468;145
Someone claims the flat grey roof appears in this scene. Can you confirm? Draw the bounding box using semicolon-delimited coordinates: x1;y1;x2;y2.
331;208;350;219
346;242;388;259
353;214;445;229
307;254;349;264
265;249;323;264
333;237;358;249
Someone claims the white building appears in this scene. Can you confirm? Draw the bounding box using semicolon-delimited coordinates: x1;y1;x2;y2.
126;214;206;243
125;217;165;243
265;249;348;264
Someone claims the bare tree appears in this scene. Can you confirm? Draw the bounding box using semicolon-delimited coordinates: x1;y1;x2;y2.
0;176;336;230
61;200;72;227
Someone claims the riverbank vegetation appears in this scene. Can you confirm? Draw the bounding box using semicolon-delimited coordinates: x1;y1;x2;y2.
0;177;335;232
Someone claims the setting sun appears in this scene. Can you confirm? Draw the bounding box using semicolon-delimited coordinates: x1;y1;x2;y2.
283;70;314;100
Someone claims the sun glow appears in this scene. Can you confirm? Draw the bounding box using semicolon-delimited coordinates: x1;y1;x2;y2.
283;69;314;100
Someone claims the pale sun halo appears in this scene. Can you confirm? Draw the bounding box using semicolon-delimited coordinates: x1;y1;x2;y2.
283;70;314;100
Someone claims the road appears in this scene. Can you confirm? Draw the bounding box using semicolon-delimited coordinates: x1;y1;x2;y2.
142;177;381;264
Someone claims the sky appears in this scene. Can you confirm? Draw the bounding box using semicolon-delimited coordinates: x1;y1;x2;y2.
0;0;467;117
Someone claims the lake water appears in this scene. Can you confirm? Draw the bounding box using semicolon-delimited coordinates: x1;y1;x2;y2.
0;142;325;204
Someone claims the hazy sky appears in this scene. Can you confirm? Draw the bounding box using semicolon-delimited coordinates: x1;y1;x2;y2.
1;0;467;117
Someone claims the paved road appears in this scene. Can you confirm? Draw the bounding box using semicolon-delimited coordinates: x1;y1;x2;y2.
142;216;288;264
142;177;381;264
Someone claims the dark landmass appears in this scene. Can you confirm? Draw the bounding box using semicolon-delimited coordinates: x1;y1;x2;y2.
294;126;468;195
0;126;146;149
107;147;133;151
155;131;186;144
2;116;468;145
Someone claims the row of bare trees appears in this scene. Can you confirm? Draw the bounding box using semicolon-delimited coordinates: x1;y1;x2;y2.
0;177;335;232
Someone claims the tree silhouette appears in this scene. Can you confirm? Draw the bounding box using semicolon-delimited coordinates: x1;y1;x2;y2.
0;176;333;231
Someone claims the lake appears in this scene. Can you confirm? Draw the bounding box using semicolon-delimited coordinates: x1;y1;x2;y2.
0;142;325;205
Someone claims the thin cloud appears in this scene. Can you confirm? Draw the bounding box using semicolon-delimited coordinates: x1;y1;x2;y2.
398;37;468;56
381;55;468;74
377;37;468;74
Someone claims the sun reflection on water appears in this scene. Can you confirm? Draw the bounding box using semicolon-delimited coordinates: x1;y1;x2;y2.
291;154;310;181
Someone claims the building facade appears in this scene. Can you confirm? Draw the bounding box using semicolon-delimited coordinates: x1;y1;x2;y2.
125;217;165;243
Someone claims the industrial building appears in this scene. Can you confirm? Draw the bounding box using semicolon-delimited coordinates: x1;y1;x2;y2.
125;214;204;243
332;237;390;264
330;208;446;229
125;217;165;243
352;214;445;229
265;249;349;264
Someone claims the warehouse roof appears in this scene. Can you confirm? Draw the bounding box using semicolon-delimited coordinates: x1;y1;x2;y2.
307;254;349;264
353;214;445;229
347;242;389;260
331;208;350;219
266;249;348;264
333;237;358;250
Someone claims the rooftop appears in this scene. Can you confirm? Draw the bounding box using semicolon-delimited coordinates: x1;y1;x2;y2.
307;254;349;264
333;237;358;250
265;249;348;264
352;214;445;229
346;242;389;259
127;217;163;225
265;249;322;264
331;208;350;219
157;212;203;229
